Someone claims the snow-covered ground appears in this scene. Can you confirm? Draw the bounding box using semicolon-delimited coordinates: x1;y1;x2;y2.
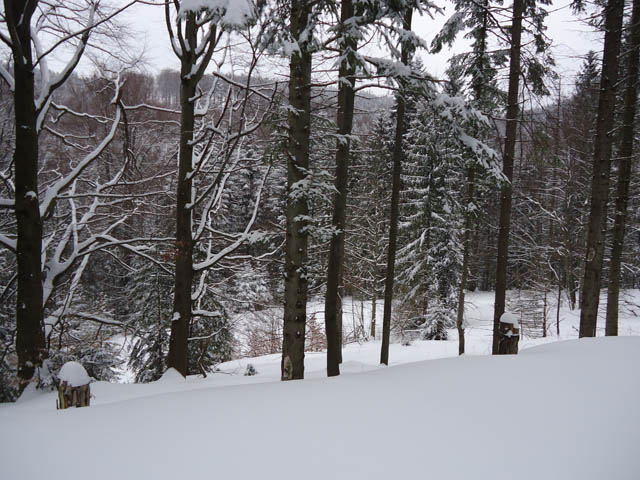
1;290;639;479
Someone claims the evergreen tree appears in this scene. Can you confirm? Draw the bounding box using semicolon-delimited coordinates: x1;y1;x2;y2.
128;257;173;383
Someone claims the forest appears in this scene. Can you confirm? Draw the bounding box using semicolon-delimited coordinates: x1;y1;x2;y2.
0;0;639;476
1;0;639;394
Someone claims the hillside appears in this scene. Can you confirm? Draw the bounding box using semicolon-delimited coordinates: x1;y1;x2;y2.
2;333;639;479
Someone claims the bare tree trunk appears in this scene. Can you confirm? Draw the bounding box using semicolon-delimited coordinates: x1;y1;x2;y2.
325;0;357;377
370;290;377;338
492;0;524;354
282;0;313;381
337;284;343;363
456;1;489;357
456;166;476;355
167;13;198;377
556;283;562;336
579;0;625;337
381;8;413;366
563;186;577;310
5;0;47;386
606;0;640;336
542;289;548;337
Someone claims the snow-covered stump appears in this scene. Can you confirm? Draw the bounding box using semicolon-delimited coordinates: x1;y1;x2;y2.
56;362;91;409
497;312;519;355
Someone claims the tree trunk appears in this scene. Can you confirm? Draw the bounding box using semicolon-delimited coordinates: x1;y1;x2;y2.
381;8;413;366
6;0;47;387
579;0;625;337
456;166;476;355
167;13;198;377
563;185;577;310
325;0;356;377
556;283;562;336
606;0;640;336
492;0;524;354
370;290;377;339
282;0;313;381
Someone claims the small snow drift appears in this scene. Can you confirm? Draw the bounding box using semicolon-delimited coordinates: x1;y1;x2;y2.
1;337;639;480
156;367;185;383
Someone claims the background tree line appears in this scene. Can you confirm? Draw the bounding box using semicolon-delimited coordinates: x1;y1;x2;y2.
1;0;639;400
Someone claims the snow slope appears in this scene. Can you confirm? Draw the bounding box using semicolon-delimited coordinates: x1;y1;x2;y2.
1;337;639;480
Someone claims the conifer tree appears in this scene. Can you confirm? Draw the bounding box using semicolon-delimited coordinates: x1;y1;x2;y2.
578;0;626;337
606;0;640;336
492;0;552;353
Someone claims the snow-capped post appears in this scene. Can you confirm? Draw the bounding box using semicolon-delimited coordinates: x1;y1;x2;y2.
56;361;91;409
497;312;519;355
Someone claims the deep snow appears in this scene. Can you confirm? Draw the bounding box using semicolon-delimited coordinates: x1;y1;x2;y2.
1;291;639;479
1;338;639;480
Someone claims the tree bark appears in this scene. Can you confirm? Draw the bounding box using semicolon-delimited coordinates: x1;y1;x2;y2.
456;166;476;355
6;0;47;386
606;0;640;336
381;8;413;366
579;0;625;337
282;0;313;381
167;13;198;377
370;290;377;338
556;283;562;336
492;0;524;354
325;0;357;377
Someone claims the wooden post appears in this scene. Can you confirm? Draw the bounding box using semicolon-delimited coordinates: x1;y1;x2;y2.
57;382;90;409
497;312;519;355
56;361;91;409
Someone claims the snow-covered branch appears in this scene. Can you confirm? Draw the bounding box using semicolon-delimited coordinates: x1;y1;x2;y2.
40;91;122;218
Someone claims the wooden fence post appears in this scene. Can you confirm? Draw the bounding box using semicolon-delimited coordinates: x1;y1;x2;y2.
497;312;520;355
56;361;91;409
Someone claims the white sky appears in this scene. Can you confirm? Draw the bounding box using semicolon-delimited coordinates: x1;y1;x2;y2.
115;0;601;90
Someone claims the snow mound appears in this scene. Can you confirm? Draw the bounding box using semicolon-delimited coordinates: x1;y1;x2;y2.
58;361;90;387
157;368;185;383
500;311;519;326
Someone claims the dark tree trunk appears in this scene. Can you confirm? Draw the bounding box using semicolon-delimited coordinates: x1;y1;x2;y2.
370;290;377;338
492;0;523;354
381;8;413;366
282;0;313;381
167;14;198;377
456;2;490;355
325;0;356;377
579;0;625;337
337;283;343;364
457;166;476;355
6;0;47;386
556;283;562;336
563;187;577;311
606;0;640;336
